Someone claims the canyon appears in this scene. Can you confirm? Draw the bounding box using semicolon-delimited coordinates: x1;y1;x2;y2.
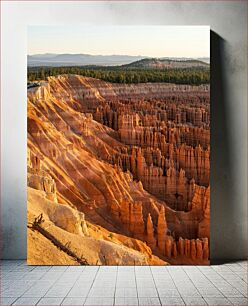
27;74;210;265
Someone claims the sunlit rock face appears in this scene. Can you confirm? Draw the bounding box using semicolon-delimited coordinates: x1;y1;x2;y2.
27;75;210;265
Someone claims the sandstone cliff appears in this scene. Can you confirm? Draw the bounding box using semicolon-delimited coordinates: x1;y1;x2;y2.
27;75;210;265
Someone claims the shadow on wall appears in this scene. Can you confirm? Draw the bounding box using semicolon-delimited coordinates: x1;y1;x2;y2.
210;31;240;264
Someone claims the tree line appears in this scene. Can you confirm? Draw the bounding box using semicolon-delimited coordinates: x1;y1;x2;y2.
27;66;210;85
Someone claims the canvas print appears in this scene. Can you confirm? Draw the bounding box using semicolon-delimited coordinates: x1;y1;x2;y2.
27;26;210;265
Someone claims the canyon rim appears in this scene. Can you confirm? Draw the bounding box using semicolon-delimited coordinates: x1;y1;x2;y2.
27;26;210;265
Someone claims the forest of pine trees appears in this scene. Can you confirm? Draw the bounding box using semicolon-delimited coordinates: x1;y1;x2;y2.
27;66;210;85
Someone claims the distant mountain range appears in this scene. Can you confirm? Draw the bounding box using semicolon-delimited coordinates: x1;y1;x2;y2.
27;53;210;68
27;54;145;67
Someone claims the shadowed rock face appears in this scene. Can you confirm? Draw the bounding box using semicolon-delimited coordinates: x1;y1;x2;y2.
27;74;210;265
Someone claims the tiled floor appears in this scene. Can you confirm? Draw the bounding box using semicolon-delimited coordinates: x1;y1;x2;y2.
0;260;247;306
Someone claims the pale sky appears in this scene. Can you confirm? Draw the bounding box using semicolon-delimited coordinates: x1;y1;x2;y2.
28;25;210;58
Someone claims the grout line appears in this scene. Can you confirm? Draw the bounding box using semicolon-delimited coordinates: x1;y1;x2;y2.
5;279;37;299
83;266;99;305
60;266;86;305
19;278;58;299
134;265;139;305
8;297;19;306
166;266;186;305
35;296;42;306
212;267;247;297
182;266;208;302
195;265;227;298
19;268;82;303
113;266;118;306
226;297;244;306
149;266;162;306
232;270;247;282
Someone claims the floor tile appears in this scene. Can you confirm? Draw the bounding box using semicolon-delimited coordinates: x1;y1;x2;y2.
66;266;85;272
116;279;136;287
2;289;31;298
197;288;224;297
45;285;73;297
88;286;115;298
40;272;64;281
136;279;155;288
67;285;92;297
22;281;54;297
12;297;41;305
99;266;117;272
32;266;51;272
37;297;64;305
182;297;207;305
77;277;95;284
117;273;135;278
84;266;99;272
96;273;117;280
115;287;137;298
118;266;134;272
154;281;176;289
115;297;138;305
49;266;68;272
92;280;116;288
178;289;201;297
204;297;232;305
84;297;114;305
228;297;248;305
160;297;185;305
157;288;180;298
139;297;161;305
217;286;244;297
0;297;18;306
138;287;158;298
61;297;86;305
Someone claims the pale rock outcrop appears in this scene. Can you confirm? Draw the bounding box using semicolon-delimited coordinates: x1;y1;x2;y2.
51;204;89;236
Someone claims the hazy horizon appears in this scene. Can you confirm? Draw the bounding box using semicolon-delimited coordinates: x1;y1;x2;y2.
28;52;210;59
28;25;210;58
